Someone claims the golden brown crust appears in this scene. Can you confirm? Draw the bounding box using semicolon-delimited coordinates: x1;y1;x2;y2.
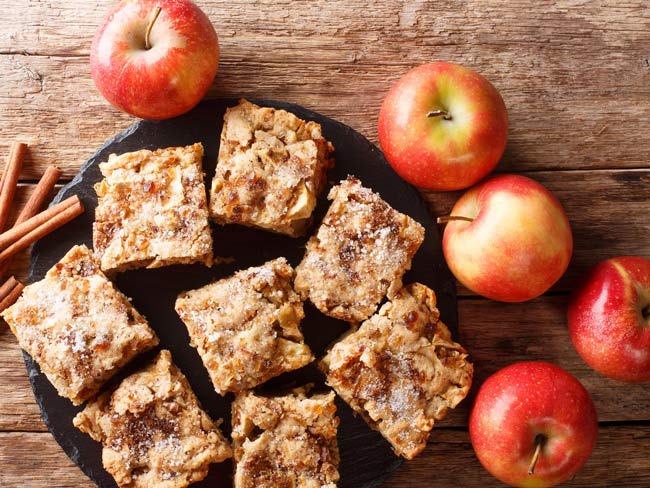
73;350;232;488
209;99;334;237
321;283;473;459
231;387;340;488
0;245;158;405
175;258;313;395
93;143;213;273
295;176;425;323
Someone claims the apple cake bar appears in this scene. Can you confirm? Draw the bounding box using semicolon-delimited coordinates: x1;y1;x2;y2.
73;349;232;488
209;99;334;237
175;257;313;395
231;387;340;488
294;176;425;323
93;143;213;273
0;245;158;405
320;283;473;459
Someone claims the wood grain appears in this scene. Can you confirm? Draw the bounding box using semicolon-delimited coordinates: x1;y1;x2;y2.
0;331;43;432
0;432;95;488
443;296;650;427
0;169;646;295
0;1;649;179
1;0;649;486
384;426;650;487
1;426;649;488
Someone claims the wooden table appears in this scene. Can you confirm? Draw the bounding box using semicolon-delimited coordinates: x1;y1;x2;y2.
1;1;649;486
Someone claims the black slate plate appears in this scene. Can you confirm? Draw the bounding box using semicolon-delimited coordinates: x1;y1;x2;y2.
26;98;457;488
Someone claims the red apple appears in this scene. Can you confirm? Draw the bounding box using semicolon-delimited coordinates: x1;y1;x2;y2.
441;174;573;302
568;256;650;382
470;362;598;488
378;62;508;191
91;0;219;120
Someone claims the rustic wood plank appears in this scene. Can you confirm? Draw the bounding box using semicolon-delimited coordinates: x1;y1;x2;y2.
0;332;44;432
385;426;650;487
1;426;648;488
3;294;649;433
0;55;132;180
1;1;649;486
0;171;644;295
0;1;649;178
443;296;650;427
0;432;94;487
0;170;646;297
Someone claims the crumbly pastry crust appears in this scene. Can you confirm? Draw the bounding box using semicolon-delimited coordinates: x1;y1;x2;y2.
231;387;340;488
175;257;313;395
294;176;425;323
0;245;158;405
209;99;334;237
73;350;232;488
93;143;213;273
321;283;473;459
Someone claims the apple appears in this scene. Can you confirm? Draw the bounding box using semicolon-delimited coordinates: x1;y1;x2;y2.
378;62;508;191
91;0;219;120
441;174;572;302
469;362;598;488
568;256;650;382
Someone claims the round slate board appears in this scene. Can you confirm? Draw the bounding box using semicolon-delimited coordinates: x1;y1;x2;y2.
25;98;457;488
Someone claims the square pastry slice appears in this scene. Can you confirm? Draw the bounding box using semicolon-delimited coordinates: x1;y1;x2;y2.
175;257;313;395
320;283;473;459
295;176;425;323
231;387;340;488
209;99;334;237
73;350;232;488
93;143;213;273
1;245;158;405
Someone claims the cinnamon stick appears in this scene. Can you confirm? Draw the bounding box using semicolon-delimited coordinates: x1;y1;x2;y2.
0;276;23;313
0;165;61;279
0;276;19;300
16;166;62;225
0;142;27;231
0;195;80;252
0;160;6;194
0;198;84;263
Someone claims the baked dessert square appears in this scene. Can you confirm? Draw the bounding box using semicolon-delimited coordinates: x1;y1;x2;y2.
0;244;158;405
231;387;340;488
175;257;313;395
74;349;232;488
295;176;425;323
209;99;334;237
93;142;213;273
320;283;473;459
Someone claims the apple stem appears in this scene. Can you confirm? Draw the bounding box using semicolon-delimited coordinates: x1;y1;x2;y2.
436;215;474;224
427;109;452;121
528;434;545;475
643;304;650;320
145;6;162;50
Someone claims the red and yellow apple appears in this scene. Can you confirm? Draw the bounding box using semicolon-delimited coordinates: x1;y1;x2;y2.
91;0;219;120
378;62;508;191
469;362;598;488
441;174;573;302
568;256;650;382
